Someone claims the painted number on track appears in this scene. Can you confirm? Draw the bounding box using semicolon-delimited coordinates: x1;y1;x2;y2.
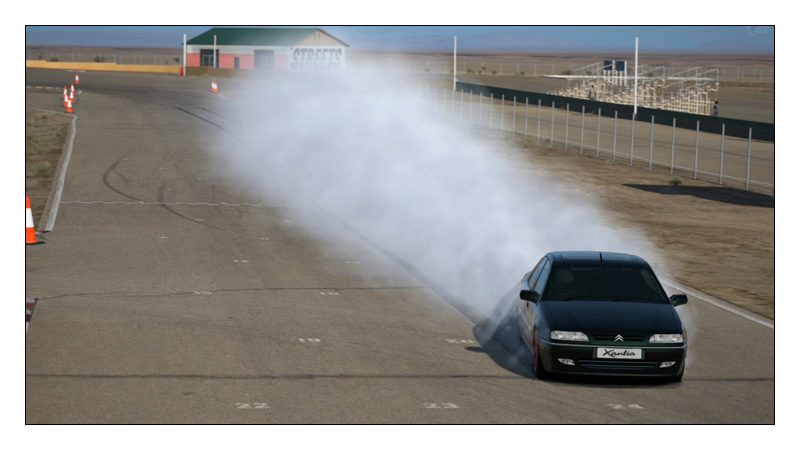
424;403;459;409
607;403;644;410
235;402;270;409
446;339;475;344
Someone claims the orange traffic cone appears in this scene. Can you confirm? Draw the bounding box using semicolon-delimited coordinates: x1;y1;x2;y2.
210;80;218;94
70;83;76;100
66;98;73;113
75;73;80;86
63;90;69;108
26;196;42;245
69;90;75;105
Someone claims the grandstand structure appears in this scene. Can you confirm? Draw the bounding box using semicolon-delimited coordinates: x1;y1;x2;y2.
545;60;720;116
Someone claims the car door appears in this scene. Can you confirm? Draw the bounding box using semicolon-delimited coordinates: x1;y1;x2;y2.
519;258;548;343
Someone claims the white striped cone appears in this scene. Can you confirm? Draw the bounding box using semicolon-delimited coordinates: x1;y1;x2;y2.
26;195;40;245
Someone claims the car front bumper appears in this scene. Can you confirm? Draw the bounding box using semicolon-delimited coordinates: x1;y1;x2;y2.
539;339;687;377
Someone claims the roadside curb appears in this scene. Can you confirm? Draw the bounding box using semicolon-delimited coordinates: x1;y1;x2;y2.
662;278;774;329
31;108;78;232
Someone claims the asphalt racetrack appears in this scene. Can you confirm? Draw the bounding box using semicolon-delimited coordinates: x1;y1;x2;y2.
25;69;774;423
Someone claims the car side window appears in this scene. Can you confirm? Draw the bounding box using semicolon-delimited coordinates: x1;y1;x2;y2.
527;258;546;287
533;260;551;295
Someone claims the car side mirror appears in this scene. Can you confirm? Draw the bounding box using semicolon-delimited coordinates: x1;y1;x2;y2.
670;294;688;307
520;290;540;303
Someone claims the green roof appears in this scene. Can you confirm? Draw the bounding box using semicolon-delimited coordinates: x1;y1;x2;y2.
187;27;348;46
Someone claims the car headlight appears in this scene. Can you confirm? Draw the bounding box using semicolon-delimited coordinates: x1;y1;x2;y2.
649;334;684;344
550;330;589;341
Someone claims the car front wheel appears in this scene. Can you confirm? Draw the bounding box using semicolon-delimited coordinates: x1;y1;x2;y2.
532;329;550;380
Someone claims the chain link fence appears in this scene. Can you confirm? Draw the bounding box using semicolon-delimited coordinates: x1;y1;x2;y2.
433;85;774;193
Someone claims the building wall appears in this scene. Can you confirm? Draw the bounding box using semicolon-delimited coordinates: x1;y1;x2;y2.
186;44;345;71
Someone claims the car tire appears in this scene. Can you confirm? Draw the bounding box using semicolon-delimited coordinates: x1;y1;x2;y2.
531;329;550;380
668;367;684;382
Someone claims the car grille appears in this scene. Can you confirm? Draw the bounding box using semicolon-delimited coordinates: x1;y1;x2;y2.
591;334;648;342
578;360;659;370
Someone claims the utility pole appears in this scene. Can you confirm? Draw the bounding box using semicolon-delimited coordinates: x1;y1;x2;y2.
213;34;217;68
453;36;457;91
634;36;639;117
182;33;187;77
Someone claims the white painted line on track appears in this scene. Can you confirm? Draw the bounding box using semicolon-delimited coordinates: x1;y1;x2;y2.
34;110;77;232
662;278;774;329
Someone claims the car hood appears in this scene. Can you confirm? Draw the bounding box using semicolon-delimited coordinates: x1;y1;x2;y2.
541;300;682;335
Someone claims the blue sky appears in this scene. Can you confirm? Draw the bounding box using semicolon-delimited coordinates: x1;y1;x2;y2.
25;26;774;54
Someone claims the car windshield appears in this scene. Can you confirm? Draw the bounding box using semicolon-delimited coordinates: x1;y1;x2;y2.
542;265;667;303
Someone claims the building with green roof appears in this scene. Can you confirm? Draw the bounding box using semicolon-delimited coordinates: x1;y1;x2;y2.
186;27;348;71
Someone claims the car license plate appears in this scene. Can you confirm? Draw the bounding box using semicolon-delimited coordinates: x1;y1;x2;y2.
596;348;643;359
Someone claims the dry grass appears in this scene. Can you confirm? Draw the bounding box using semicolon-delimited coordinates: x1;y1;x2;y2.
26;110;71;224
501;134;774;319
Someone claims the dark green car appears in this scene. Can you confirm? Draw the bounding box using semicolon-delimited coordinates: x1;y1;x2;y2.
517;251;688;381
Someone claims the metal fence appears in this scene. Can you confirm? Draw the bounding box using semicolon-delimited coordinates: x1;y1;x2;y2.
352;57;774;83
432;86;774;193
25;50;182;65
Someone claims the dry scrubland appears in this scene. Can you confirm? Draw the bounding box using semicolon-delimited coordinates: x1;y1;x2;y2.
491;134;774;319
25;110;71;223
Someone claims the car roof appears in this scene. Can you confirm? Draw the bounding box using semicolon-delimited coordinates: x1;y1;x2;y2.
546;251;650;269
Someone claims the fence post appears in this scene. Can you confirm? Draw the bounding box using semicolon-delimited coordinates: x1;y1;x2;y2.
512;96;517;137
596;107;601;158
629;112;636;166
468;90;473;126
489;93;494;130
550;101;555;146
612;110;618;161
478;92;483;127
671;118;676;175
500;94;505;135
524;98;529;139
719;123;726;184
460;89;465;124
746;127;753;191
565;103;570;150
537;99;542;145
580;105;585;153
649;115;655;170
694;120;700;179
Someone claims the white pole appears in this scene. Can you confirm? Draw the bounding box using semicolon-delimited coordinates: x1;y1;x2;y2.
469;90;473;126
746;128;753;190
612;110;618;161
213;35;217;68
512;96;517;136
550;101;555;146
634;37;639;116
649;115;655;170
500;94;505;135
670;118;676;175
489;93;494;130
596;107;601;158
565;103;570;150
629;112;636;165
479;92;483;126
694;120;700;179
453;36;457;91
580;105;585;153
524;98;529;139
537;99;542;144
182;33;187;78
719;123;726;183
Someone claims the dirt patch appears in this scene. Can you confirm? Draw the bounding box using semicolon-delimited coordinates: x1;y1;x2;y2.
26;110;72;225
510;137;774;320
